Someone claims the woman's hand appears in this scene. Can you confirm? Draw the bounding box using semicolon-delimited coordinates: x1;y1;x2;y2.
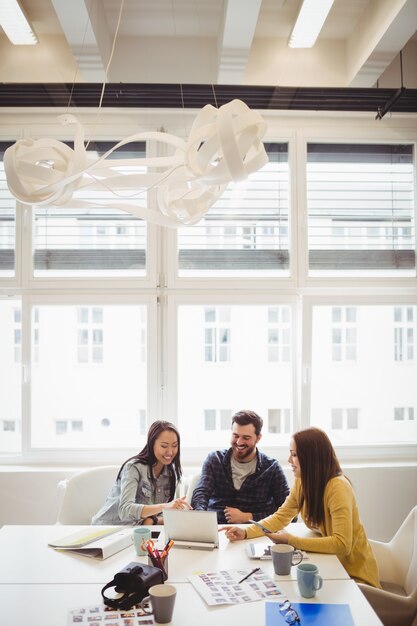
268;530;289;544
165;496;192;511
220;526;247;542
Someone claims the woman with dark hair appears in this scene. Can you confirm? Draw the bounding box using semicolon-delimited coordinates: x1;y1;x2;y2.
92;420;191;525
223;427;380;588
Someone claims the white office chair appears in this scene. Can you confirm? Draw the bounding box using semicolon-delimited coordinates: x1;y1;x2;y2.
185;473;201;505
56;465;118;524
358;505;417;626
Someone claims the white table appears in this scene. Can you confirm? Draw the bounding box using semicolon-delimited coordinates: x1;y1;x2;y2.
0;580;382;626
0;523;348;584
0;524;382;625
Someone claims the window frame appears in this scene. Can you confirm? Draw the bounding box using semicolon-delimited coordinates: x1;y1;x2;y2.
0;109;416;466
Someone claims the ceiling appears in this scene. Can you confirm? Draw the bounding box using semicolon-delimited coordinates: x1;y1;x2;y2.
0;0;416;89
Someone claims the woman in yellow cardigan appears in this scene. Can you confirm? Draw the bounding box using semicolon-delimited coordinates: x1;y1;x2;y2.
223;427;380;588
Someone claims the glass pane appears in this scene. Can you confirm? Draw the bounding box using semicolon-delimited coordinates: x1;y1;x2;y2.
0;298;22;453
177;144;290;277
178;304;293;446
30;304;147;448
32;143;147;278
0;144;16;278
307;144;415;276
311;305;417;444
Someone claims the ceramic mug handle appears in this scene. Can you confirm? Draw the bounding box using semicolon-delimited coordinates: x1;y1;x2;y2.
140;595;151;614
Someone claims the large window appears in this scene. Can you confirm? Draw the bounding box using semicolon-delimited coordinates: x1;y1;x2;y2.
311;304;417;444
32;142;147;278
0;115;416;463
177;143;289;277
307;143;415;276
177;303;294;447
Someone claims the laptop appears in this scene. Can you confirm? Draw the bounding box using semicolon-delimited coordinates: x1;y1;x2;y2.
163;510;219;550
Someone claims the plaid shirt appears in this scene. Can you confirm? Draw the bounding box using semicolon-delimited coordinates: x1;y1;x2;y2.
191;448;289;523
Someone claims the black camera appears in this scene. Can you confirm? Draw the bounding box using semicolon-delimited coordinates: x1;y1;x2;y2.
101;562;164;610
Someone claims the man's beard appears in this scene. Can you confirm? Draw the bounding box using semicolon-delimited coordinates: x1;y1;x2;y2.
232;443;256;461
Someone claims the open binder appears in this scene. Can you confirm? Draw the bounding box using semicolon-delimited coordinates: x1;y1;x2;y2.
48;526;134;560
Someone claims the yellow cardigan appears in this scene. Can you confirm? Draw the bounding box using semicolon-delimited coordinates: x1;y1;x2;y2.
245;475;380;588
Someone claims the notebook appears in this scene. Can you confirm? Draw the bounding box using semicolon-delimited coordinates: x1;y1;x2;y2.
163;510;219;549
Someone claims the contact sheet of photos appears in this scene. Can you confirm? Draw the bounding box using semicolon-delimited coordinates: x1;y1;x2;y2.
188;568;285;606
67;604;154;626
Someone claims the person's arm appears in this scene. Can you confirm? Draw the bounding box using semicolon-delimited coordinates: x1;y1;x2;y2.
118;464;190;523
141;496;191;519
245;481;301;539
118;463;146;522
286;478;354;556
190;454;215;510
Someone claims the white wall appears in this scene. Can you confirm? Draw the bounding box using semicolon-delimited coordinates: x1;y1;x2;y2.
0;464;415;542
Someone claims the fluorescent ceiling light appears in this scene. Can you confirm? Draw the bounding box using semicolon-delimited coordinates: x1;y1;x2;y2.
288;0;334;48
0;0;38;45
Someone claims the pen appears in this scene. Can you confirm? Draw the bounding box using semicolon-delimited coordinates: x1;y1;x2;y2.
238;567;260;584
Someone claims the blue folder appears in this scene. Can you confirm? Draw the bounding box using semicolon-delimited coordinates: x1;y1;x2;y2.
266;601;355;626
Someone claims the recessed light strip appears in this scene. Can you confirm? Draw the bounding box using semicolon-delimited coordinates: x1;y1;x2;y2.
0;0;38;45
288;0;334;49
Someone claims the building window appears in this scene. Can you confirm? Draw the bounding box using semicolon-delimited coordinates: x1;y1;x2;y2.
394;306;414;362
55;419;84;435
204;409;216;431
267;306;290;362
77;307;104;363
331;408;359;430
332;306;357;362
204;307;231;362
204;409;232;431
394;407;414;421
268;408;291;434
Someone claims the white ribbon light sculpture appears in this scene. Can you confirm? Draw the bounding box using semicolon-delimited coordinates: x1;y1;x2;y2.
4;99;268;227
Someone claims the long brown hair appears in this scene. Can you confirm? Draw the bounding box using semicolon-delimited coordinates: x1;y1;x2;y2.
293;427;343;526
117;420;182;500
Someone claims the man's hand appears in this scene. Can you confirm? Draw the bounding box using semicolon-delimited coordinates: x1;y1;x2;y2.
224;506;252;524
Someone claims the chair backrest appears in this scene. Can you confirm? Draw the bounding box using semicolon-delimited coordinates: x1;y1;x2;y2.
56;465;118;524
185;473;201;505
390;505;417;595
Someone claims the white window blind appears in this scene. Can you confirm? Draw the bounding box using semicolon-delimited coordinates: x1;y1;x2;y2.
307;143;415;275
177;143;289;277
33;142;147;277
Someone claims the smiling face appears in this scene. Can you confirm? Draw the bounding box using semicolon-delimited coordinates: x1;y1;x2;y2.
230;422;261;462
288;438;301;478
153;429;179;473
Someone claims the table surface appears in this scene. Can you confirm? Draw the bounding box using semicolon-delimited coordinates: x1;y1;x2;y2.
0;524;382;626
0;580;382;626
0;523;349;584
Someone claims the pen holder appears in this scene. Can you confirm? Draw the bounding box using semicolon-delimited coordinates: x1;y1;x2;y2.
148;555;168;581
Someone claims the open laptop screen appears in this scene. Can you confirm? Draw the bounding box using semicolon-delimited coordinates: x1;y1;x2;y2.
163;510;219;549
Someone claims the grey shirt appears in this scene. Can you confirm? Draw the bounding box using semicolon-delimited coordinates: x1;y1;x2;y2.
91;460;172;525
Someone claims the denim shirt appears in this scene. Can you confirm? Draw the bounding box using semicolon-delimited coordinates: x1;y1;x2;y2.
91;460;172;525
